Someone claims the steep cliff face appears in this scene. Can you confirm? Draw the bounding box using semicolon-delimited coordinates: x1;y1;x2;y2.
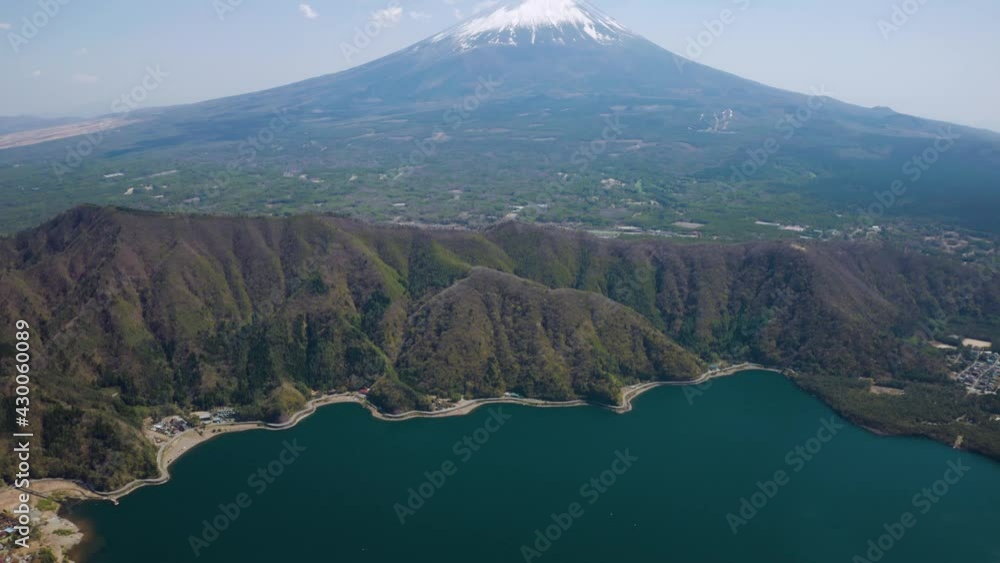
0;207;997;487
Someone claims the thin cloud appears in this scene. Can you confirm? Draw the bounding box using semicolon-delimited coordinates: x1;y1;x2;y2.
473;1;500;14
0;22;11;30
72;73;99;84
298;3;319;20
373;6;403;26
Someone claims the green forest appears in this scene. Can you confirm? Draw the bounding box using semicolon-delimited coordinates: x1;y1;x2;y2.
0;206;998;489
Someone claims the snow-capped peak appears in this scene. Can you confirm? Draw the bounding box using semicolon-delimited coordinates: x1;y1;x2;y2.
433;0;634;51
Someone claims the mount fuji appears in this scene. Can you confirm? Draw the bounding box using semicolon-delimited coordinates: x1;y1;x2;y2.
1;0;998;234
202;0;777;108
433;0;636;50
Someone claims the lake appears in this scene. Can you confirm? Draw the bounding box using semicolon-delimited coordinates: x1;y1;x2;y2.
68;371;1000;562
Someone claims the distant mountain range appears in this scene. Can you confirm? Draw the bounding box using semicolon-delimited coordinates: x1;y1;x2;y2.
0;0;998;235
0;115;82;136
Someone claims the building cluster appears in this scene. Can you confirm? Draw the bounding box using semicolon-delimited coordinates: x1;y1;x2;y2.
958;351;999;395
151;416;190;437
0;513;20;557
212;408;237;424
152;407;241;436
0;512;17;538
191;408;238;426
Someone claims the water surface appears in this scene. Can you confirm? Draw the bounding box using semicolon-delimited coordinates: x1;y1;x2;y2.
70;371;1000;562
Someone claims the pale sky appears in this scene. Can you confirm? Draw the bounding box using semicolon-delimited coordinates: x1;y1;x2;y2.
1;0;998;132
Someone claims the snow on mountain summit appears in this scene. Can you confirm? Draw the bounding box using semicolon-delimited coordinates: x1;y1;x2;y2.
432;0;634;51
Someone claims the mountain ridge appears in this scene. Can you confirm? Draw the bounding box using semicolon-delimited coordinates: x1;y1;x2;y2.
1;206;999;488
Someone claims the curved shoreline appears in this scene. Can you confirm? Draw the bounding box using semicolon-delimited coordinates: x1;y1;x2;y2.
22;363;772;505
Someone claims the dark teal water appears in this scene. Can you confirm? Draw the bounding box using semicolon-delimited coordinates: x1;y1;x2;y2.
69;372;1000;563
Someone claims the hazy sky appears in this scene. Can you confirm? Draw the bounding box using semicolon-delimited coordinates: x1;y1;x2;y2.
2;0;998;132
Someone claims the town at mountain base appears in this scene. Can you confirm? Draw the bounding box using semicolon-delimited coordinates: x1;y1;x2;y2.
0;206;998;489
2;0;999;237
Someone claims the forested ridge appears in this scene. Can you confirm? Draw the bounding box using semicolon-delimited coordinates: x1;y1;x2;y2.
0;206;998;488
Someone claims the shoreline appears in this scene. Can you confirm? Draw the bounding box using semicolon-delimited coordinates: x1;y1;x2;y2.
20;363;771;506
